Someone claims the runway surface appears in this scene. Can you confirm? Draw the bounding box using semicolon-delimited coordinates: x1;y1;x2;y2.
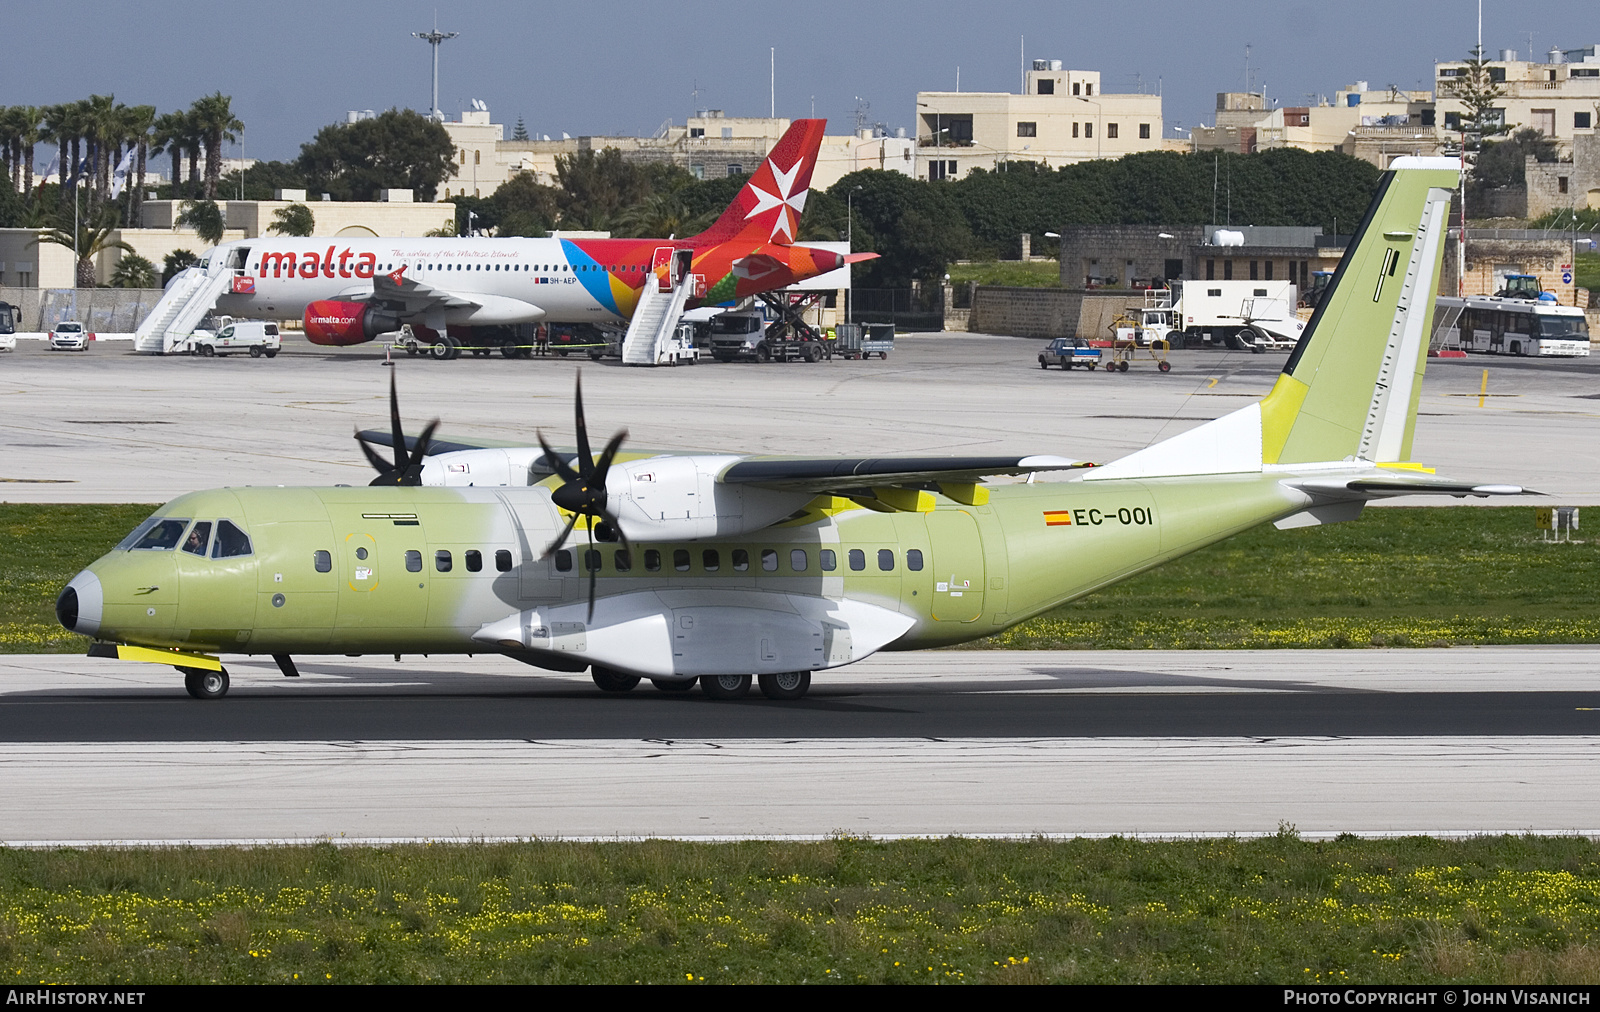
2;333;1597;503
3;648;1598;842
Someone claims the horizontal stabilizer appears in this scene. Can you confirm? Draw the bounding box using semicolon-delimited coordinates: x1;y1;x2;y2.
1291;475;1538;499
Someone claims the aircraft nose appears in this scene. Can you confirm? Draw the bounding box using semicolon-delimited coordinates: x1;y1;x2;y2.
57;570;103;637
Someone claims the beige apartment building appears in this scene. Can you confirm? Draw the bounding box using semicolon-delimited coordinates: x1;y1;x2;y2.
1435;44;1600;151
440;108;915;198
1192;84;1441;167
914;61;1165;179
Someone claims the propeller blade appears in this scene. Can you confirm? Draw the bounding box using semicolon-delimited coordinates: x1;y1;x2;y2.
590;428;629;483
387;370;410;474
542;510;580;559
354;431;396;478
596;505;633;561
537;431;581;485
572;373;593;467
402;419;442;483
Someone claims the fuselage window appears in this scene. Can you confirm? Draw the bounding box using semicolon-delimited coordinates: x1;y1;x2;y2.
465;549;482;573
732;549;749;571
790;549;808;572
614;549;631;572
702;549;720;572
673;549;691;572
644;549;662;572
181;521;212;556
555;549;573;573
907;549;924;571
127;518;190;551
848;549;866;571
435;550;452;573
761;549;778;572
584;549;602;573
877;549;895;572
212;520;253;559
405;550;423;573
820;549;837;571
314;549;332;573
495;549;512;572
356;547;368;561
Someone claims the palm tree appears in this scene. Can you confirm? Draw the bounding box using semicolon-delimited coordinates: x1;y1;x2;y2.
267;202;315;236
31;212;134;288
151;111;186;198
177;199;225;246
127;105;155;220
14;105;41;195
190;93;242;200
109;252;157;289
80;94;115;213
0;106;16;190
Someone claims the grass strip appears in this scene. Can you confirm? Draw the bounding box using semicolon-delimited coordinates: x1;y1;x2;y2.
2;504;1595;653
5;834;1600;984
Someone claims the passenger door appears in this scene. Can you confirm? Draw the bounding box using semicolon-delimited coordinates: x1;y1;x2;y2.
926;510;985;622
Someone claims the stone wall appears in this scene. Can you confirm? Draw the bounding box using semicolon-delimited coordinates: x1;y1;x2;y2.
1057;225;1204;287
967;287;1139;339
1440;231;1584;304
1526;134;1600;219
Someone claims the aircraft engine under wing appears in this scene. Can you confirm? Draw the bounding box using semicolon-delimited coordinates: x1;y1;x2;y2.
337;266;546;326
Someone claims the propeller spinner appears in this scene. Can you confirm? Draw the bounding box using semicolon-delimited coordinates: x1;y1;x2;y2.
539;373;629;620
356;371;440;486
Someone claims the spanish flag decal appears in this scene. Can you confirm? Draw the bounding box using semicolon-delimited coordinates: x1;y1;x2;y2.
1043;510;1073;526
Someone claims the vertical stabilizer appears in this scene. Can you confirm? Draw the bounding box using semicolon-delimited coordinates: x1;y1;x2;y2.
689;120;827;248
1262;157;1458;465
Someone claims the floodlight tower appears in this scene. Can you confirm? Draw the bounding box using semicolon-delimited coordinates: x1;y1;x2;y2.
413;19;459;121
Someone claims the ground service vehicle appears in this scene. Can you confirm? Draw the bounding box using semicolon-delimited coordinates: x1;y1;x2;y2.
49;321;88;351
0;302;16;352
1434;295;1590;357
835;323;894;360
184;321;281;358
1165;280;1305;350
1038;337;1101;370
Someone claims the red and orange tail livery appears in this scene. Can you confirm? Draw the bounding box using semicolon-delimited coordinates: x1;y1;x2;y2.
691;119;827;247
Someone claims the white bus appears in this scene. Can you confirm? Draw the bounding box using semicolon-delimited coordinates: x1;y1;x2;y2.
1435;295;1591;357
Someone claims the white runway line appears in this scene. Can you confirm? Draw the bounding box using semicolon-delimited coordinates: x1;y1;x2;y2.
3;736;1599;842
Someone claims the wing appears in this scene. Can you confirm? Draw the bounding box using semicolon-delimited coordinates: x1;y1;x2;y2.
335;265;480;313
356;430;530;454
720;454;1088;493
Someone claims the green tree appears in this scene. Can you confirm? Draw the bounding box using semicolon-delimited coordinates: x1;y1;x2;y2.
1473;127;1559;191
177;199;225;246
267;202;315;236
31;213;134;287
109;252;157;288
297;108;456;202
552;148;651;229
511;116;529;142
832;170;971;286
490;172;560;237
219;160;308;201
1451;45;1511;149
162;249;198;284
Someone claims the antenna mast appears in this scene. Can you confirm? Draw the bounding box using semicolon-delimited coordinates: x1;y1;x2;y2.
412;16;459;121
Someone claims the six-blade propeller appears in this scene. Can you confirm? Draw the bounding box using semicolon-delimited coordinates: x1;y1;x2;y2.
539;373;630;620
355;371;440;486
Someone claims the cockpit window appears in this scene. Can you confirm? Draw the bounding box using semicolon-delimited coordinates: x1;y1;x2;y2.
182;521;212;556
124;518;191;551
210;519;252;558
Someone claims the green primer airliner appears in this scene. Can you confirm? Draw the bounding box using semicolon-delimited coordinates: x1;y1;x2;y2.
57;157;1528;701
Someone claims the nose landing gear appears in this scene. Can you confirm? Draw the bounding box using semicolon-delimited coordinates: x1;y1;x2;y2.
179;666;230;700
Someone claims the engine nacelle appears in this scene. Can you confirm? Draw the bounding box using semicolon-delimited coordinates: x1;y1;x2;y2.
605;455;813;541
419;447;551;487
304;301;400;346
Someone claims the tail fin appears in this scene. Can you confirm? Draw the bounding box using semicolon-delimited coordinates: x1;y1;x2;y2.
689;119;827;247
1262;157;1458;464
1085;157;1459;481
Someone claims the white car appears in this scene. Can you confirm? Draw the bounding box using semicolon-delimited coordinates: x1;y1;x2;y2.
49;322;89;351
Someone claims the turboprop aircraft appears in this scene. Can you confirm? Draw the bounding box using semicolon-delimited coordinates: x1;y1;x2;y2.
58;157;1532;701
190;119;870;357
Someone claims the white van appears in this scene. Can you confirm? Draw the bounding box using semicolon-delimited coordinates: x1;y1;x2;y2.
186;321;281;358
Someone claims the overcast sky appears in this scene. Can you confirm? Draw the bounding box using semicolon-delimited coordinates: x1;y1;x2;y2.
1;1;1591;164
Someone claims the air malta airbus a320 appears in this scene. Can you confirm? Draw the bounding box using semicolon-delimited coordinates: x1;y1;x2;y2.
203;119;864;355
60;157;1534;702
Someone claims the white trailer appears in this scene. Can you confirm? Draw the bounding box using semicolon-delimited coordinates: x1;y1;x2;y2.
1169;280;1306;351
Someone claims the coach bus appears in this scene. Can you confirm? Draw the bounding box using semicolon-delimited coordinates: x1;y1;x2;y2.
1435;295;1590;357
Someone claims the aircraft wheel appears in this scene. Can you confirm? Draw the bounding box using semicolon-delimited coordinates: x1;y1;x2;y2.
651;677;697;693
1118;360;1130;373
591;666;641;693
249;346;263;358
182;667;229;700
1158;360;1171;372
758;670;810;701
500;344;517;358
405;345;418;356
701;673;752;700
429;337;454;360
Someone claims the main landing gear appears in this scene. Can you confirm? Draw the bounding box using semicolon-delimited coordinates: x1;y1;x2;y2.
588;667;812;701
179;666;229;700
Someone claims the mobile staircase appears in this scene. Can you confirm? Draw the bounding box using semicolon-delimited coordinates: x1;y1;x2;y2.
621;267;698;365
133;253;240;354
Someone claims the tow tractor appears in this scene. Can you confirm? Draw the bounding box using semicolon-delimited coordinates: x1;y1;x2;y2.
1105;312;1173;373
